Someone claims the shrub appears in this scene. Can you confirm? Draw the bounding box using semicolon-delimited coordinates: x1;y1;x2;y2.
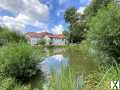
0;77;31;90
37;39;46;46
0;77;16;90
0;42;41;82
0;27;27;46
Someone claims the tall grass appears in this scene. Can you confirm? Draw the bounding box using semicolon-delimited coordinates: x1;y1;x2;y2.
47;44;120;90
47;67;84;90
48;63;120;90
85;65;120;90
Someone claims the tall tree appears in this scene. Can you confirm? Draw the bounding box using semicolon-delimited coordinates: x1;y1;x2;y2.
84;0;113;18
64;7;78;24
64;7;87;43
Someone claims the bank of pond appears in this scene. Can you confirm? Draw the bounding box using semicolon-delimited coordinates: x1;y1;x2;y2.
0;43;120;90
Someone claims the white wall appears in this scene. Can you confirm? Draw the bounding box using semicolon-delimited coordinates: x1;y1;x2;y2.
26;35;66;46
52;38;65;45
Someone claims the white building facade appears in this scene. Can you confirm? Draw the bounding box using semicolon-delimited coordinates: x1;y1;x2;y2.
26;32;66;46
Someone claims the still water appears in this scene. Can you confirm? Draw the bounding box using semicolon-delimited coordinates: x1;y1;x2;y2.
39;55;68;76
31;47;97;89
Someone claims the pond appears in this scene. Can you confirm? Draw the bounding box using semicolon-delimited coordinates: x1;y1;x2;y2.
31;46;98;89
39;55;68;76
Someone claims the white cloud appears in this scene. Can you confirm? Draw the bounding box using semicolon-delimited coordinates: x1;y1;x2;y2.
52;25;64;34
33;21;48;32
0;0;49;20
0;0;24;13
0;16;25;33
77;7;86;14
0;0;49;32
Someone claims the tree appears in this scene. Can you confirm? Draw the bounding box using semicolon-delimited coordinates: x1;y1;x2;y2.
63;30;70;44
84;0;113;19
87;3;120;63
70;22;86;43
64;7;87;43
64;7;78;24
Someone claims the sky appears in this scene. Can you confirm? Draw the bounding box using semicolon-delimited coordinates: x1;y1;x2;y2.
0;0;91;34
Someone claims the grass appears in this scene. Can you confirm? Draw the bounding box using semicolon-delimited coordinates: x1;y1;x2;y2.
48;63;120;90
44;44;120;90
42;65;84;90
85;65;120;90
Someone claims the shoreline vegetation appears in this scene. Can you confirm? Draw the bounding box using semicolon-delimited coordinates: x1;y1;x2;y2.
0;0;120;90
0;28;44;90
0;27;120;90
46;0;120;89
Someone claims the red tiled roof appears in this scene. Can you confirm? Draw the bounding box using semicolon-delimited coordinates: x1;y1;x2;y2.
26;32;65;39
48;34;64;39
26;32;49;38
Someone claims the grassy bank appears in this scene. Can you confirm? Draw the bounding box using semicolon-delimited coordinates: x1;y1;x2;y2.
46;45;120;90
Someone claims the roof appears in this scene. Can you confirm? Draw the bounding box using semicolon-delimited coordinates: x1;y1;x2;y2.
26;32;65;39
48;34;64;39
26;32;49;38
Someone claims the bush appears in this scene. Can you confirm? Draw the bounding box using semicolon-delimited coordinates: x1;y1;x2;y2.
0;77;31;90
37;39;46;46
0;42;41;82
0;77;15;90
0;27;27;46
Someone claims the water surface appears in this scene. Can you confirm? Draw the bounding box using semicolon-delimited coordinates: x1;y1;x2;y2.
31;47;97;89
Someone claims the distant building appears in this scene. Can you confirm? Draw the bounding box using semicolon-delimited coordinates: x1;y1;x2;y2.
25;32;66;46
115;0;120;4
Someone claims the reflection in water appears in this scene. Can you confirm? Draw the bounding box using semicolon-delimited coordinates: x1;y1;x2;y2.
38;55;68;76
44;48;50;57
53;48;65;54
37;55;68;90
33;47;97;89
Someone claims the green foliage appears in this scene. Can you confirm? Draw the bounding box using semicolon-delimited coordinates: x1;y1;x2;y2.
87;4;120;63
37;39;46;46
0;77;17;90
0;42;41;82
13;84;31;90
0;77;31;90
64;7;87;43
70;22;87;43
84;0;113;18
0;27;27;46
49;67;84;90
64;7;77;24
85;65;120;90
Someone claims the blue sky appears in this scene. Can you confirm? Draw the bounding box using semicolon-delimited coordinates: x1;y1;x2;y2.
0;0;91;34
